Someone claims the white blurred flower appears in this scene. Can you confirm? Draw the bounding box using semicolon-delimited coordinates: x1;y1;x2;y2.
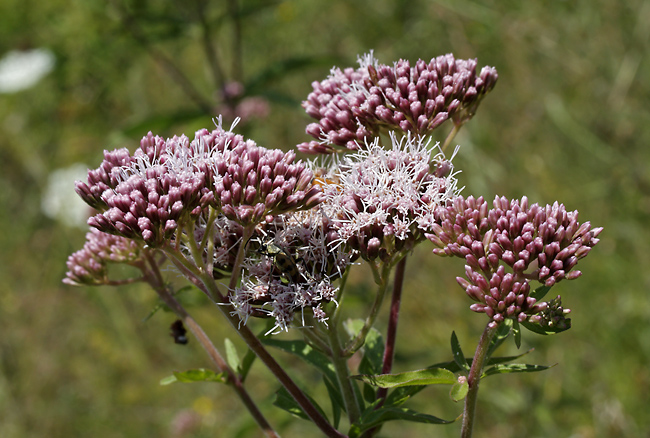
42;163;90;228
0;48;55;94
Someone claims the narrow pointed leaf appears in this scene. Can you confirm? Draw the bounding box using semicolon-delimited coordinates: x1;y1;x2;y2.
354;368;455;389
487;349;535;365
349;407;455;436
450;331;469;371
323;376;343;428
239;348;256;381
273;386;329;422
160;368;226;385
427;347;535;375
513;319;522;349
344;319;385;375
521;319;571;335
482;363;555;378
530;285;552;300
486;319;512;358
224;338;241;374
384;385;427;408
261;338;336;381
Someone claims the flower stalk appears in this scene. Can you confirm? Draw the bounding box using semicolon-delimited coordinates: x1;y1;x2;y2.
461;322;499;438
328;323;362;425
141;251;279;438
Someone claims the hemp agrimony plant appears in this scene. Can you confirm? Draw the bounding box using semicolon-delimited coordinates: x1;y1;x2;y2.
64;52;602;437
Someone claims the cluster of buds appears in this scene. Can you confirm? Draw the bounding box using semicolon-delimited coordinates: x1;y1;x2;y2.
74;119;322;247
321;133;460;263
299;52;498;154
63;228;143;286
426;196;602;325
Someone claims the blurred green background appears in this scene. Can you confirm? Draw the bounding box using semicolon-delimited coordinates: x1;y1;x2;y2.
1;0;648;437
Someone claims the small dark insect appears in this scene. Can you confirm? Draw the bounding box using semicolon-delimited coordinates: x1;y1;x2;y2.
170;319;188;345
257;241;302;283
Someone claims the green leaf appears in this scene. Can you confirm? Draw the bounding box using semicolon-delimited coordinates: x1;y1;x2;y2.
362;382;376;405
239;348;256;381
160;368;226;385
482;363;555;378
530;285;552;300
358;326;385;376
261;338;337;384
513;319;522;349
349;407;455;437
426;347;535;376
323;376;343;428
521;319;571;335
450;379;469;402
487;349;535;366
224;338;241;374
272;386;329;422
354;368;456;389
486;319;512;358
450;331;469;371
383;385;427;408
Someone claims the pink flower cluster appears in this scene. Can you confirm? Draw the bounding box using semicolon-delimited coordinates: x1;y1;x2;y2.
427;196;602;325
299;52;498;154
63;228;142;286
75;121;322;246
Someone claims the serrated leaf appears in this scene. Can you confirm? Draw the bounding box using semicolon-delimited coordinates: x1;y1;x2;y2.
272;386;329;422
521;319;571;335
451;331;469;371
224;338;241;374
450;380;469;402
349;406;455;436
354;368;455;389
160;368;226;385
482;363;555;377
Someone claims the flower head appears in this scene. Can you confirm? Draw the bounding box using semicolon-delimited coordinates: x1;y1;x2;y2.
63;228;143;286
427;195;602;325
231;208;353;333
299;52;498;154
322;133;461;262
76;118;323;246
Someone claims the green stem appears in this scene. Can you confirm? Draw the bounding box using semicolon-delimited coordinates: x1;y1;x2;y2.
343;262;391;357
327;323;362;424
441;123;462;154
141;252;279;438
227;226;255;296
302;325;332;356
461;322;499;438
167;252;345;437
